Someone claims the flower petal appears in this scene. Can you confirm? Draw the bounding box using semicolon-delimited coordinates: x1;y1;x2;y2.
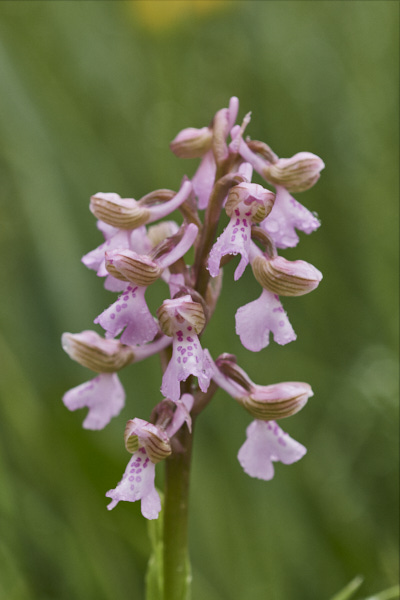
235;289;296;351
106;450;161;519
62;373;125;430
238;420;306;480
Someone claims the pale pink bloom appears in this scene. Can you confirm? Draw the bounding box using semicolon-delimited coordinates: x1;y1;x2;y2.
208;183;274;280
238;419;306;480
235;288;296;352
106;448;160;519
106;396;194;519
63;372;125;430
161;320;212;402
158;296;211;402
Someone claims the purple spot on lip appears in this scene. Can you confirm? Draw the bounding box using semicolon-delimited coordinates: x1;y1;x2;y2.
187;326;192;331
183;357;187;363
110;314;115;319
187;336;193;342
123;295;129;301
116;305;121;312
279;320;284;327
136;476;142;482
121;303;128;309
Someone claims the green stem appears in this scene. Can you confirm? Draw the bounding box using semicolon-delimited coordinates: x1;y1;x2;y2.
163;419;194;600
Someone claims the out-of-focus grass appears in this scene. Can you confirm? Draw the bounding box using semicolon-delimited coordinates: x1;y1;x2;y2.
0;2;398;599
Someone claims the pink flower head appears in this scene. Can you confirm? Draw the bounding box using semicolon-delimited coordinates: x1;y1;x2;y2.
208;182;275;280
235;287;296;352
157;295;212;402
238;419;306;480
63;372;125;430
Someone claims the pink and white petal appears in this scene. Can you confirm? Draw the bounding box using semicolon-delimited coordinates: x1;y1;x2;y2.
161;359;182;403
235;289;296;352
140;486;162;520
94;285;158;346
106;451;161;519
63;373;125;430
167;393;194;437
238;420;306;480
262;186;320;249
192;150;216;209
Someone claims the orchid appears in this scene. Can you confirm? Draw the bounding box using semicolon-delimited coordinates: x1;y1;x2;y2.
61;97;323;599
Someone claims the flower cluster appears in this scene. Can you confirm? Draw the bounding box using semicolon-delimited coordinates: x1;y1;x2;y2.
62;97;323;519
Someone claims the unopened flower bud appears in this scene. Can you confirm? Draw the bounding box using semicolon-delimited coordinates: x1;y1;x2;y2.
157;295;206;337
124;418;171;463
225;183;275;224
170;126;213;158
241;382;312;420
105;250;162;286
61;330;134;373
263;152;325;193
213;355;312;421
252;255;322;296
90;193;151;229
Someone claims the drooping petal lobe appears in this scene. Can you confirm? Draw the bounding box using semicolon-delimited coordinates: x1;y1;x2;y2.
106;449;161;519
238;420;306;480
95;285;158;346
62;372;125;430
262;186;320;249
235;288;296;351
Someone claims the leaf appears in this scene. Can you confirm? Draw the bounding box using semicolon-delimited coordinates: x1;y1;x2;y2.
330;576;364;600
360;585;400;600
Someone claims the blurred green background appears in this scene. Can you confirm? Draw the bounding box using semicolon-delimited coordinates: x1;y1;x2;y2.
0;1;398;599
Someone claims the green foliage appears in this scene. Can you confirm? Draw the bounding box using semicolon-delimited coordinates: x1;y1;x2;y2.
0;2;398;599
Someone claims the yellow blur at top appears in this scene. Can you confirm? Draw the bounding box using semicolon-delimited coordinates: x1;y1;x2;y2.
131;0;233;33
